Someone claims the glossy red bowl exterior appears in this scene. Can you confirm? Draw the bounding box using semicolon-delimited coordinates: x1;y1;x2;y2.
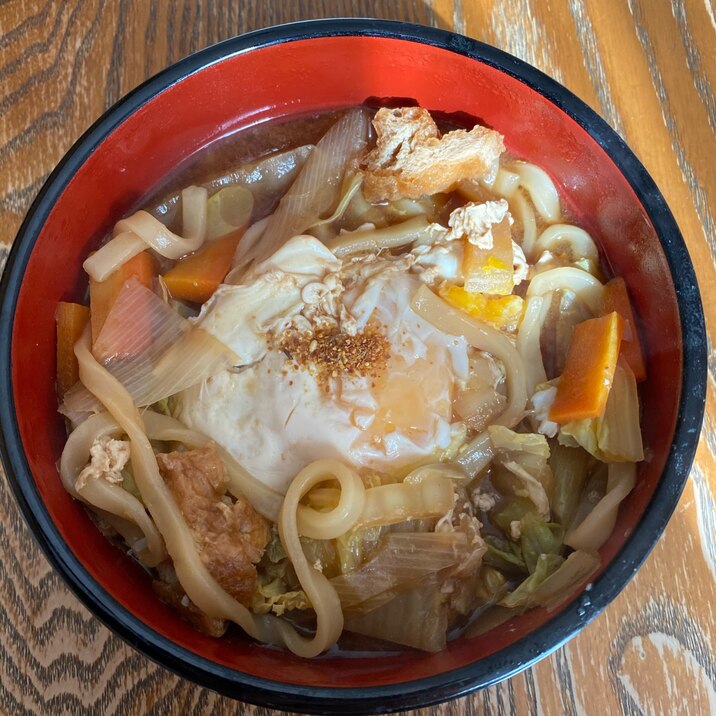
0;20;706;714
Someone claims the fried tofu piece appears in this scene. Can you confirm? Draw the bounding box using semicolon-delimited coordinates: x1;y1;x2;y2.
157;445;270;607
361;107;504;203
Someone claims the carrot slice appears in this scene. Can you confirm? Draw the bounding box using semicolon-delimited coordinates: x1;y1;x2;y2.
162;228;244;304
600;277;646;382
56;302;90;396
89;251;155;344
549;311;624;423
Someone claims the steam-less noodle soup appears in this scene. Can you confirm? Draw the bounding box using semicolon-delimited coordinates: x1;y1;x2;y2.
56;107;646;655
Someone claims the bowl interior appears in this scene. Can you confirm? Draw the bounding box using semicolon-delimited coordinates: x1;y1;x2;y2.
8;34;681;689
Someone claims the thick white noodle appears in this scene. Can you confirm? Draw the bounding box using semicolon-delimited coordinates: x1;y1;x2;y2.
511;188;538;259
277;460;365;655
82;233;147;281
294;461;366;539
328;215;432;257
493;167;521;197
482;167;521;197
527;267;604;314
60;411;166;567
534;224;599;261
411;285;527;427
179;185;209;240
516;294;553;394
83;186;209;281
513;162;561;223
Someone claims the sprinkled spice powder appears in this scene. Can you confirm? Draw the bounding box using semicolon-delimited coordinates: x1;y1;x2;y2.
277;324;390;382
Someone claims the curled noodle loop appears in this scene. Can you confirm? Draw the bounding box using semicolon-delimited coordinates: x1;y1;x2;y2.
276;460;366;655
293;460;366;540
60;411;167;567
83;186;208;281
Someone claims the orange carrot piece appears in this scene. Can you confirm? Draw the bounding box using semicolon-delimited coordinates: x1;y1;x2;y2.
162;229;244;304
549;311;624;423
89;251;155;344
601;277;647;382
56;302;90;396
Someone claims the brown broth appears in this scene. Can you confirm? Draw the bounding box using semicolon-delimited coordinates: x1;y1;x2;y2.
143;109;347;231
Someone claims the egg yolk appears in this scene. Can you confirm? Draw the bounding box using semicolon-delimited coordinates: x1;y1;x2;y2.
367;351;454;447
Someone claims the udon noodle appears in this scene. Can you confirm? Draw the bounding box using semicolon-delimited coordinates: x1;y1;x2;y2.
56;106;645;655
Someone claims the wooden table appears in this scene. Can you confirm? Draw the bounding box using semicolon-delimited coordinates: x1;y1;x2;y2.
1;1;714;714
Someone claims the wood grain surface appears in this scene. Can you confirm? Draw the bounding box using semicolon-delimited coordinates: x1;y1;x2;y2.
1;1;715;714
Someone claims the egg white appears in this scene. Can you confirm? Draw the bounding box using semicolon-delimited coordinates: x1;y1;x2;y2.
177;235;468;494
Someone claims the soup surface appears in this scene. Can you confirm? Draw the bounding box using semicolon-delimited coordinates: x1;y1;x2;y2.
56;106;646;656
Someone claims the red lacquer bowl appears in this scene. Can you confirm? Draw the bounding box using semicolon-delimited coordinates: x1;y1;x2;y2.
0;20;706;713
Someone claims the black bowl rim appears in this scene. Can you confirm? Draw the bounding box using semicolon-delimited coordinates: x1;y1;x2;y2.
0;18;707;715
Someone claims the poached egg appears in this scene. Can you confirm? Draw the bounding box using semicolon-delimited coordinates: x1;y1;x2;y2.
177;230;471;494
